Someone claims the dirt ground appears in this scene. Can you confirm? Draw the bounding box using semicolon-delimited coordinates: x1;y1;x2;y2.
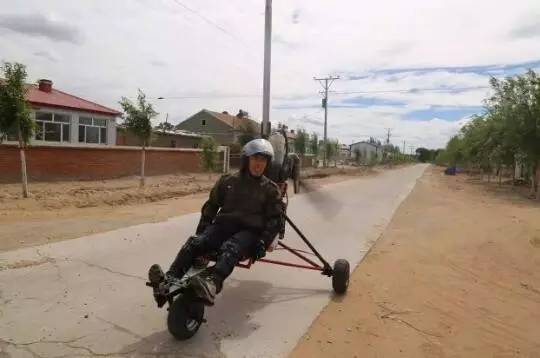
290;166;540;358
0;166;375;252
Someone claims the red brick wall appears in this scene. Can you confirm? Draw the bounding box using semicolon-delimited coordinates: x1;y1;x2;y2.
0;144;205;183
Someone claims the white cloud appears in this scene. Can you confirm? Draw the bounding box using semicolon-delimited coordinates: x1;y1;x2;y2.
1;0;539;149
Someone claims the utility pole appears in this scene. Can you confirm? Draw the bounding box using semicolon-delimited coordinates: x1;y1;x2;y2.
385;128;392;145
402;140;406;160
261;0;272;138
314;75;339;167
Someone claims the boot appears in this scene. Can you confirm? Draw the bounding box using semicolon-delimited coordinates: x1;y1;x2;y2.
189;274;223;306
147;264;167;308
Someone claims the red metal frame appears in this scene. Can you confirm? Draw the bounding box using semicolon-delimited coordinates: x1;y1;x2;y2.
234;241;324;271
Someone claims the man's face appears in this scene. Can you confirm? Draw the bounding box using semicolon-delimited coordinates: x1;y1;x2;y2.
248;154;268;177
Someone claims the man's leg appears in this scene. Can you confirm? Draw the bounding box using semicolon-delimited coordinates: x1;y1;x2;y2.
190;230;258;304
147;224;230;307
167;224;229;278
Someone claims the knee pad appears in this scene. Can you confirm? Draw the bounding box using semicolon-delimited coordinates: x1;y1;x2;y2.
219;240;241;261
182;235;204;254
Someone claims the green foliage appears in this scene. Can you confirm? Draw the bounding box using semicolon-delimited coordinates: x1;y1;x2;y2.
237;122;257;146
201;136;218;173
310;132;319;157
415;147;442;163
440;69;540;197
155;121;174;132
368;151;378;166
294;129;308;156
119;89;158;146
0;62;33;144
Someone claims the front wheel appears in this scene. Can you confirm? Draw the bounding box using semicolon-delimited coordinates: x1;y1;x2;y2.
332;259;350;294
167;294;205;340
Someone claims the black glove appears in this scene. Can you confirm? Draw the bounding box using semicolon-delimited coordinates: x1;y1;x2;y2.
253;240;267;260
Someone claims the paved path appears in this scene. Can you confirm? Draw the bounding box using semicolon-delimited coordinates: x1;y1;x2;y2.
0;164;427;358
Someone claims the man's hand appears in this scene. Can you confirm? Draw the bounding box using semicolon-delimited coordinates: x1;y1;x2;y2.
253;240;267;260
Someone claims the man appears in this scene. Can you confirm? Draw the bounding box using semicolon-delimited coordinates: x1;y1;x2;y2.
148;138;284;305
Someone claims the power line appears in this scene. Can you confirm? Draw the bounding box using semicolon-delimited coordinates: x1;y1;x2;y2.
152;85;490;100
171;0;253;51
331;85;489;95
154;94;261;100
170;0;261;66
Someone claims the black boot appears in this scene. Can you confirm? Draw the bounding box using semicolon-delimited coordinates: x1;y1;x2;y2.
147;264;167;308
189;274;223;306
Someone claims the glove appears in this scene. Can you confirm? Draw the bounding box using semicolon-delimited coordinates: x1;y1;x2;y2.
267;237;279;252
253;240;267;260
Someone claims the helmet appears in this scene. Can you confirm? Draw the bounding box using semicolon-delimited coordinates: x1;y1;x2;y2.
240;139;274;176
241;139;274;160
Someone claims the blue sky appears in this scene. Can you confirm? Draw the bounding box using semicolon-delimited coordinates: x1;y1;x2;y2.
404;106;484;121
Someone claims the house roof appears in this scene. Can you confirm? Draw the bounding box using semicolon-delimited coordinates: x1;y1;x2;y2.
25;84;121;116
204;109;259;130
286;131;297;139
155;129;202;138
117;124;202;138
350;140;380;148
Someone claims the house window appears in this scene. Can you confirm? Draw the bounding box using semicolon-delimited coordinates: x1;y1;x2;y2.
35;112;71;142
201;119;206;126
78;116;108;144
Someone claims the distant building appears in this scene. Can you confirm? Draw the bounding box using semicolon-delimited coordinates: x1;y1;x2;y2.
175;109;259;145
116;127;202;148
350;141;383;163
340;143;350;159
1;79;121;146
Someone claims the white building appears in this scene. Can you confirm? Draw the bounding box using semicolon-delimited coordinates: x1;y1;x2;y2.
350;141;383;163
2;79;120;146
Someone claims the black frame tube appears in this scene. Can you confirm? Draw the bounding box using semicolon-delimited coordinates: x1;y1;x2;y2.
285;215;333;274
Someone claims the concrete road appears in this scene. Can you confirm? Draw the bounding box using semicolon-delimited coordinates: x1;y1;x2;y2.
0;164;427;358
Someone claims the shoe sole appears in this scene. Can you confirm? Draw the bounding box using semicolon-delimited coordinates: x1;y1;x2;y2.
190;277;215;306
148;264;165;287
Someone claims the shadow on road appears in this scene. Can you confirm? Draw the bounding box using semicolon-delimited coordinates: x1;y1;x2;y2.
121;278;329;357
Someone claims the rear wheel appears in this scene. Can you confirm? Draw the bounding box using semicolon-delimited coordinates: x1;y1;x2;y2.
167;294;205;340
332;259;350;294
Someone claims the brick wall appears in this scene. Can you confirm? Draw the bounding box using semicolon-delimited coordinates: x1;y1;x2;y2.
0;144;210;183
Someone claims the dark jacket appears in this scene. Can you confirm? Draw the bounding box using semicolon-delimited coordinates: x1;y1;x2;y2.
196;172;284;246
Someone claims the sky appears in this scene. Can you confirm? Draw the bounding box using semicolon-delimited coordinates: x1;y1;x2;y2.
1;0;540;149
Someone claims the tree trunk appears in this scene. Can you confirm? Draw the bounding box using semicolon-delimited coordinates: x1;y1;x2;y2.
530;163;536;197
498;165;502;185
536;162;540;201
512;163;516;186
18;127;29;198
140;143;146;187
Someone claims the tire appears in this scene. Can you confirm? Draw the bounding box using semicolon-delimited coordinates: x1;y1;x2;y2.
167;294;205;340
332;259;350;294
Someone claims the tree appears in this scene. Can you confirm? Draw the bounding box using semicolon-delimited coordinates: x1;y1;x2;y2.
439;70;540;198
200;136;218;179
310;132;319;158
0;62;34;197
415;148;429;162
294;129;308;157
119;89;158;187
155;121;173;132
325;139;340;167
237;122;257;146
